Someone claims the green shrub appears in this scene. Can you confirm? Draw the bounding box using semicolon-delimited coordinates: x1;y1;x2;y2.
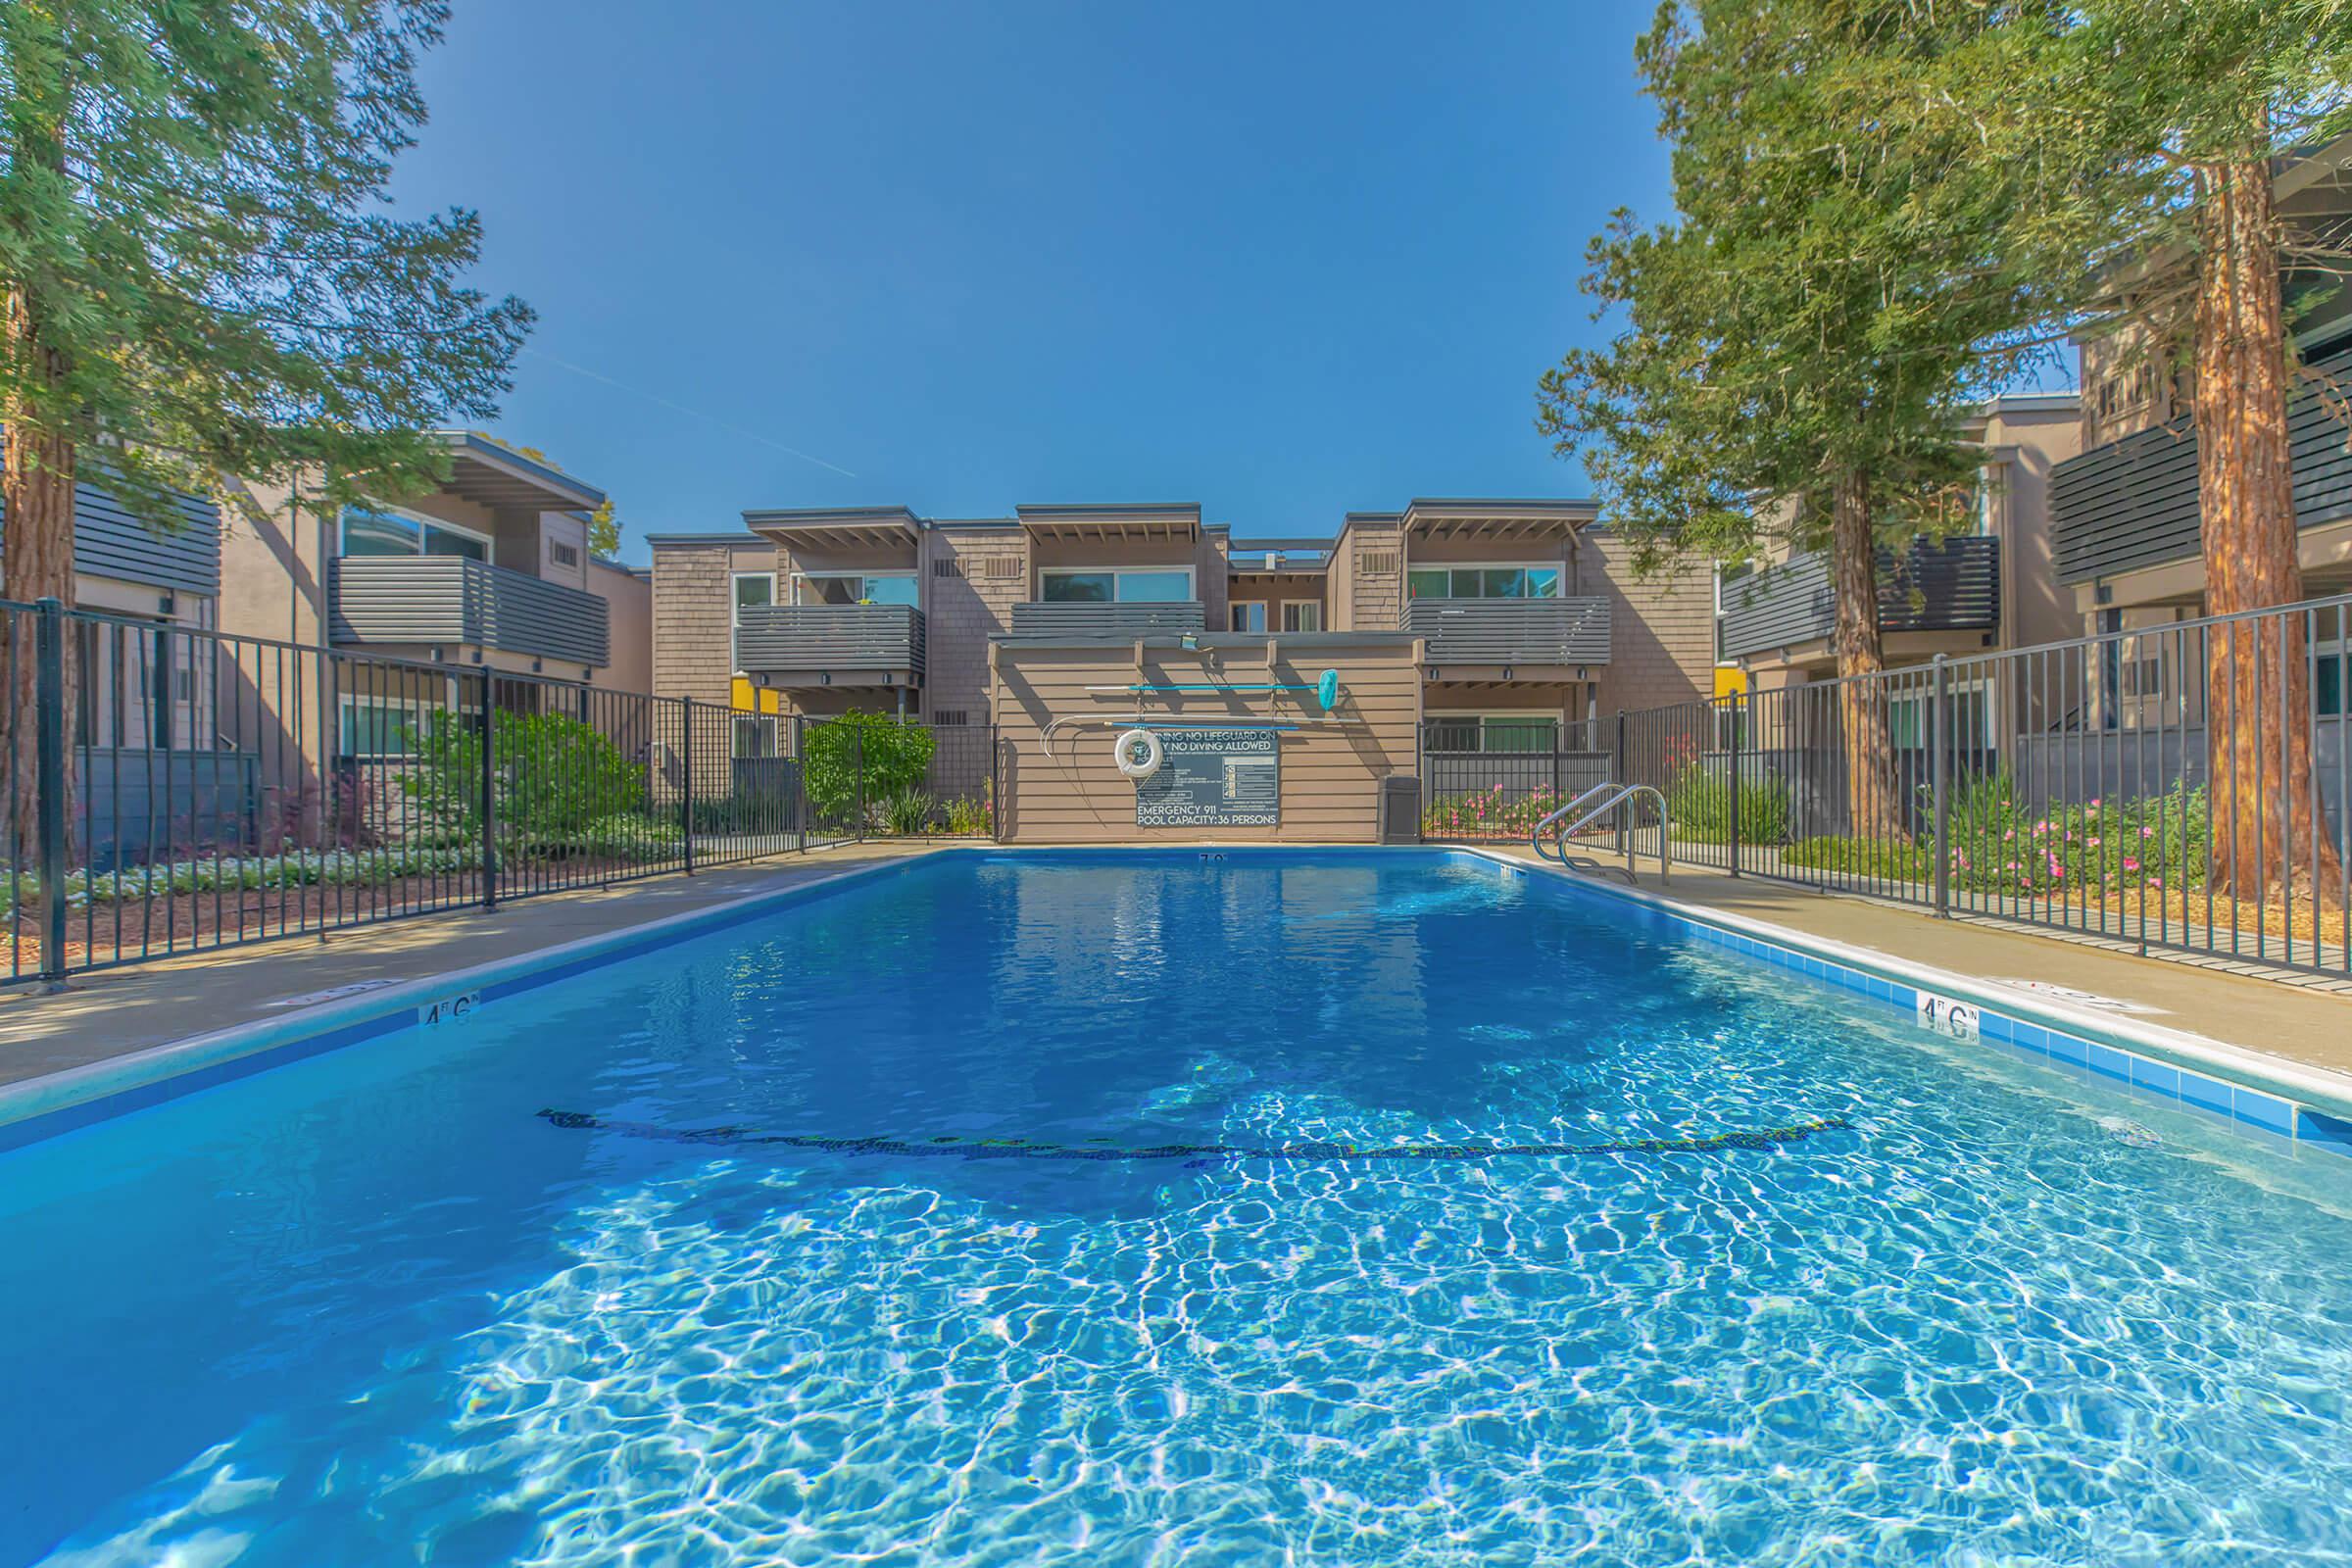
1665;763;1791;846
1778;772;2211;898
874;788;938;837
1940;772;2207;897
1783;835;1931;878
941;795;991;836
802;712;935;817
404;709;645;854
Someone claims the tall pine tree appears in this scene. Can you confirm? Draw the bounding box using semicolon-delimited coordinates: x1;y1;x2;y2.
1;0;528;833
1541;0;2077;840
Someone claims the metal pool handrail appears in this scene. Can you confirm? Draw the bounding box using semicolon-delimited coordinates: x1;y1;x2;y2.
1533;782;1672;883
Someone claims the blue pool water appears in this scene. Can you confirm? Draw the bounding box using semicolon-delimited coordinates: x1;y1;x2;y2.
3;851;2350;1565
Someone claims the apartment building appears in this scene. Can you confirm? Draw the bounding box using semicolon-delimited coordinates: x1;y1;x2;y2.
218;430;640;767
648;496;1717;760
1717;393;2084;686
1;467;223;754
2049;133;2352;637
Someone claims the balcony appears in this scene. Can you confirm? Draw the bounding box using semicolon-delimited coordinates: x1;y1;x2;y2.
2052;337;2352;584
1716;537;1999;662
733;603;925;686
1007;602;1208;638
329;555;611;667
1403;596;1612;667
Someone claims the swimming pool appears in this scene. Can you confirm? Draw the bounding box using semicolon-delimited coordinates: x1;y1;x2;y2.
4;849;2350;1565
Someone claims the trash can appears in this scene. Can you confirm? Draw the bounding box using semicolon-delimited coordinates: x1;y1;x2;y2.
1379;774;1421;845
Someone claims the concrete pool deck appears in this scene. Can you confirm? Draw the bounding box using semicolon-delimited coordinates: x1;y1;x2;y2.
1482;843;2352;1082
2;838;2346;1100
0;844;945;1092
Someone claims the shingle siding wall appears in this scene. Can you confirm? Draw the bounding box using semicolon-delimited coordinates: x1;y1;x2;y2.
1581;533;1714;711
652;542;753;703
927;529;1026;724
1346;518;1403;632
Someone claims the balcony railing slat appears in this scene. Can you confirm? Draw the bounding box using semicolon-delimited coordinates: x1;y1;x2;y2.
1717;537;1999;662
734;603;925;679
2052;335;2352;584
1007;602;1208;637
329;555;612;666
1402;596;1612;665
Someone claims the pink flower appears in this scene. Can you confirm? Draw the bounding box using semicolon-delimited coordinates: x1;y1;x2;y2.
2123;858;2140;872
2087;836;2101;848
2140;826;2154;838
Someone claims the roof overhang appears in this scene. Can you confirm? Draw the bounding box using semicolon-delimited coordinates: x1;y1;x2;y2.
1400;499;1595;544
434;431;607;512
1016;503;1200;544
742;506;922;554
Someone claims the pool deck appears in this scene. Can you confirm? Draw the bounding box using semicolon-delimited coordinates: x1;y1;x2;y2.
1482;844;2352;1082
0;844;944;1092
2;838;2346;1099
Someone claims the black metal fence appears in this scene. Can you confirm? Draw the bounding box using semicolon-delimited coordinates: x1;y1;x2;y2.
1533;594;2352;977
2;597;992;987
1417;720;1610;841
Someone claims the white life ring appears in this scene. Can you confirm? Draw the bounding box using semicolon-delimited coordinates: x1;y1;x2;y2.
1114;728;1164;780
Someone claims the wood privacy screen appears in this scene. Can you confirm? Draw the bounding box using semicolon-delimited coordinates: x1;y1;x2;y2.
990;634;1423;842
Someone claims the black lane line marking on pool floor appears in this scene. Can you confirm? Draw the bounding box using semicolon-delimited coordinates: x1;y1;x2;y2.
538;1109;1855;1165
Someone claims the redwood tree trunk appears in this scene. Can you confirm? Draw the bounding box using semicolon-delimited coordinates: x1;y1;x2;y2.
2193;152;2344;911
2;281;79;860
1830;467;1901;842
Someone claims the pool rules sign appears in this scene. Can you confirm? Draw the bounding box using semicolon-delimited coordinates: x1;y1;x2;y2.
1135;729;1280;827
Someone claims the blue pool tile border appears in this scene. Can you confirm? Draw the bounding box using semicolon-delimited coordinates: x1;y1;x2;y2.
1464;850;2352;1163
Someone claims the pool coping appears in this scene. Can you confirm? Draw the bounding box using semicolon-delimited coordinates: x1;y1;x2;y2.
1457;847;2352;1156
3;843;2347;1161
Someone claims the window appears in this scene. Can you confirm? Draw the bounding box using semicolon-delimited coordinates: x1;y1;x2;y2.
1405;565;1561;600
339;506;490;562
1040;567;1195;604
550;540;580;568
1282;601;1322;633
732;714;779;759
733;572;775;624
794;572;919;607
2320;642;2347;718
340;696;445;758
1887;680;1993;752
1230;601;1266;633
1424;713;1560;753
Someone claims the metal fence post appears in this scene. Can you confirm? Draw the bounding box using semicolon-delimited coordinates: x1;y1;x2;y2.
1729;692;1744;878
1613;710;1629;851
477;672;498;909
1931;654;1951;918
33;599;70;989
794;713;809;853
855;725;866;843
680;700;697;875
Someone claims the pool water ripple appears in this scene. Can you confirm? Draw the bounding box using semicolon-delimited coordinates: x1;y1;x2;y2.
7;854;2351;1565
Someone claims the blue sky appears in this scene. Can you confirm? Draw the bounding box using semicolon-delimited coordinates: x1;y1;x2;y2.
397;1;1676;562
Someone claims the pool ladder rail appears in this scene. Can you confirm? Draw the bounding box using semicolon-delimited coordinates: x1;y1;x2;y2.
1531;782;1671;885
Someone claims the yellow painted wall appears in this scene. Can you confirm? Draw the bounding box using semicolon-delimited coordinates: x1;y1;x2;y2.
729;677;786;714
